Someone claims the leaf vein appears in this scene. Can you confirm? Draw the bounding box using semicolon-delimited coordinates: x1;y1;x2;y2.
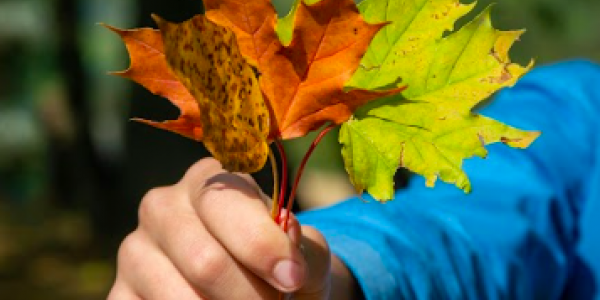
280;8;335;130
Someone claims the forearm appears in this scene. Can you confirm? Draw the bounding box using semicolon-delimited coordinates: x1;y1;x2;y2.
301;61;600;299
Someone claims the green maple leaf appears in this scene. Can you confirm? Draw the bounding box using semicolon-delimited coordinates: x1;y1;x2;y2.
275;0;300;46
340;0;540;201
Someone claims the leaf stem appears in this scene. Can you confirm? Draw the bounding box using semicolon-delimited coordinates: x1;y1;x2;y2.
274;140;289;300
282;124;336;231
274;139;288;224
268;147;280;220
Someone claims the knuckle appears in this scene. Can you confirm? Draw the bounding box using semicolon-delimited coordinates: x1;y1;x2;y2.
187;244;230;284
197;185;226;204
303;226;331;256
182;158;223;184
244;225;277;259
116;231;145;269
194;178;259;209
191;185;228;216
107;280;132;300
192;157;221;170
138;187;172;226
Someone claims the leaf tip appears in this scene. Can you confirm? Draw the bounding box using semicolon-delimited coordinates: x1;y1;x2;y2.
502;131;541;148
480;3;495;20
425;175;437;188
351;184;365;198
463;0;478;11
526;59;536;70
151;14;168;29
369;187;396;202
101;23;125;36
356;193;371;203
107;70;126;77
494;30;523;60
462;184;472;194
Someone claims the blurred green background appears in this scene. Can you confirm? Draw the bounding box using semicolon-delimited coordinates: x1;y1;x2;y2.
0;0;598;299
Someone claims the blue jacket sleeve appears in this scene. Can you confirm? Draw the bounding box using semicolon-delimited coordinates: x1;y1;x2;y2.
298;60;600;300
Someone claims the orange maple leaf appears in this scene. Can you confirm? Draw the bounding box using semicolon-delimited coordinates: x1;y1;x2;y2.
103;24;203;141
205;0;405;139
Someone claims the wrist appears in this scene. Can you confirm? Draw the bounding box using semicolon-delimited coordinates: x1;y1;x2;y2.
329;254;364;300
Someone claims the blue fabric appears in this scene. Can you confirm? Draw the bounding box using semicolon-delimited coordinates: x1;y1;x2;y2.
299;60;600;300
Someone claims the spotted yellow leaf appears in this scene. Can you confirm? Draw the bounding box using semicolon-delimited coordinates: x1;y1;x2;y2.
153;14;270;173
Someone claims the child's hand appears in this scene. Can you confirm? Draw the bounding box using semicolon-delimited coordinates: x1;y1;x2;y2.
108;158;334;300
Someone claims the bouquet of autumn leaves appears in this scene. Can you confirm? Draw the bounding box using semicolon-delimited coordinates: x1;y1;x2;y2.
105;0;539;223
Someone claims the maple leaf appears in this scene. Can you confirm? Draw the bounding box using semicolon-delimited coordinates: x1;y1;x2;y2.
152;14;271;173
205;0;405;139
339;2;540;201
103;24;203;141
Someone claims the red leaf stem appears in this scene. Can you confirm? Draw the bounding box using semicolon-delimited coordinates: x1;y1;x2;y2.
274;139;288;224
282;123;336;231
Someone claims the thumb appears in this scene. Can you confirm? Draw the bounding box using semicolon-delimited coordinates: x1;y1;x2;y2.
293;226;332;300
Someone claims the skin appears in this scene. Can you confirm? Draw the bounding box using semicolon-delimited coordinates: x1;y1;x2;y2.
108;158;363;300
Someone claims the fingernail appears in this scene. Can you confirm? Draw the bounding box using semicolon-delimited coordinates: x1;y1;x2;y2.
273;260;303;290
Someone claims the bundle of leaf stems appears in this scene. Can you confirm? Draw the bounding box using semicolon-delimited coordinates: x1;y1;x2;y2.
268;124;336;300
270;123;335;228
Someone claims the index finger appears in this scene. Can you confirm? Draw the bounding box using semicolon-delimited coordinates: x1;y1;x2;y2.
181;163;307;292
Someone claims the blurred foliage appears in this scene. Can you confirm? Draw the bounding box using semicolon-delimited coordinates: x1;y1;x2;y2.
0;0;598;298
